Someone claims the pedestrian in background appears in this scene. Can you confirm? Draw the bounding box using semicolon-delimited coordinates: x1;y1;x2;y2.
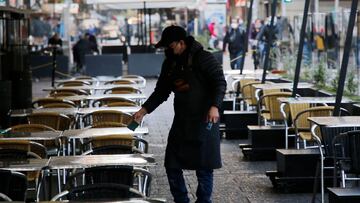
223;18;246;70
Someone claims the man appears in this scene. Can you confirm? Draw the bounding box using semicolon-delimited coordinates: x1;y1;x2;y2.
72;34;92;73
133;25;226;203
223;19;245;71
48;33;63;47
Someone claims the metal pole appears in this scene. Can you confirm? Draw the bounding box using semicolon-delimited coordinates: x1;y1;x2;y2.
261;0;277;83
239;0;254;75
149;8;152;45
335;0;339;13
51;47;57;87
292;0;311;97
143;1;147;45
333;0;358;116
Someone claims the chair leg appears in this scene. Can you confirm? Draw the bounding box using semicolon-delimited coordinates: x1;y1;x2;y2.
311;160;321;203
341;170;346;188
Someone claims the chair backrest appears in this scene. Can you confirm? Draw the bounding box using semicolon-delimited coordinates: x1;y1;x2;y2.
120;75;146;85
6;124;56;133
74;76;93;80
49;89;90;96
91;122;127;128
28;112;71;131
241;81;261;106
90;134;135;148
57;80;91;87
85;166;135;186
0;140;47;158
49;91;77;97
105;79;137;85
289;103;311;125
87;145;143;155
104;87;142;94
260;92;292;121
0;170;27;201
53;183;143;201
32;98;77;108
262;89;281;110
294;106;334;132
41;103;77;108
92;97;137;107
83;110;132;127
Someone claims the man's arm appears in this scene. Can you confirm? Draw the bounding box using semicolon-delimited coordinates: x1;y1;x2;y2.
141;61;172;114
198;51;227;123
133;61;172;122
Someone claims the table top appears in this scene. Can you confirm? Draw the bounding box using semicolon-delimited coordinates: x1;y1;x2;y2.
0;131;62;141
278;97;352;104
78;106;141;115
0;159;49;171
62;127;149;139
10;108;79;117
47;154;156;169
44;84;144;91
252;82;313;90
308;116;360;127
56;94;147;101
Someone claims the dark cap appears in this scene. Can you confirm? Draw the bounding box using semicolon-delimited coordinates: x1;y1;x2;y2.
155;25;187;48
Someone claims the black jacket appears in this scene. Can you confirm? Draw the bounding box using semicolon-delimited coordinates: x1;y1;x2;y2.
142;37;226;169
223;27;245;53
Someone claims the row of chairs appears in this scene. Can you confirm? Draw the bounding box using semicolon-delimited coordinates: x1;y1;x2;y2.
33;97;137;108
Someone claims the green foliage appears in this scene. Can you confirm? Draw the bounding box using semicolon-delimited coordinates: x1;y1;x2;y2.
346;71;358;95
313;60;327;88
330;72;339;91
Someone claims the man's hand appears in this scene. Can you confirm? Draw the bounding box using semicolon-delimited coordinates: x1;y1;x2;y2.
133;107;148;123
207;106;220;123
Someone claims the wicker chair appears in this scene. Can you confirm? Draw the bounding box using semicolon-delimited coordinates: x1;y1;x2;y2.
241;81;262;110
83;110;133;128
258;92;292;125
66;165;152;197
91;122;127;128
74;76;93;80
0;140;47;159
51;183;144;201
229;79;258;110
104;87;142;94
5;124;59;156
92;97;137;107
120;75;146;85
104;79;136;85
28;112;72;131
84;134;148;154
32;98;77;108
49;89;90;97
5;124;56;133
57;80;91;87
293;106;335;148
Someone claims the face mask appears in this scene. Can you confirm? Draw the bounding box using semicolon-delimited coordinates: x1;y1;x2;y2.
231;23;238;29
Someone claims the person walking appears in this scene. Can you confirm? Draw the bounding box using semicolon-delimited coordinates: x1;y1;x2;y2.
133;25;226;203
223;19;245;70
